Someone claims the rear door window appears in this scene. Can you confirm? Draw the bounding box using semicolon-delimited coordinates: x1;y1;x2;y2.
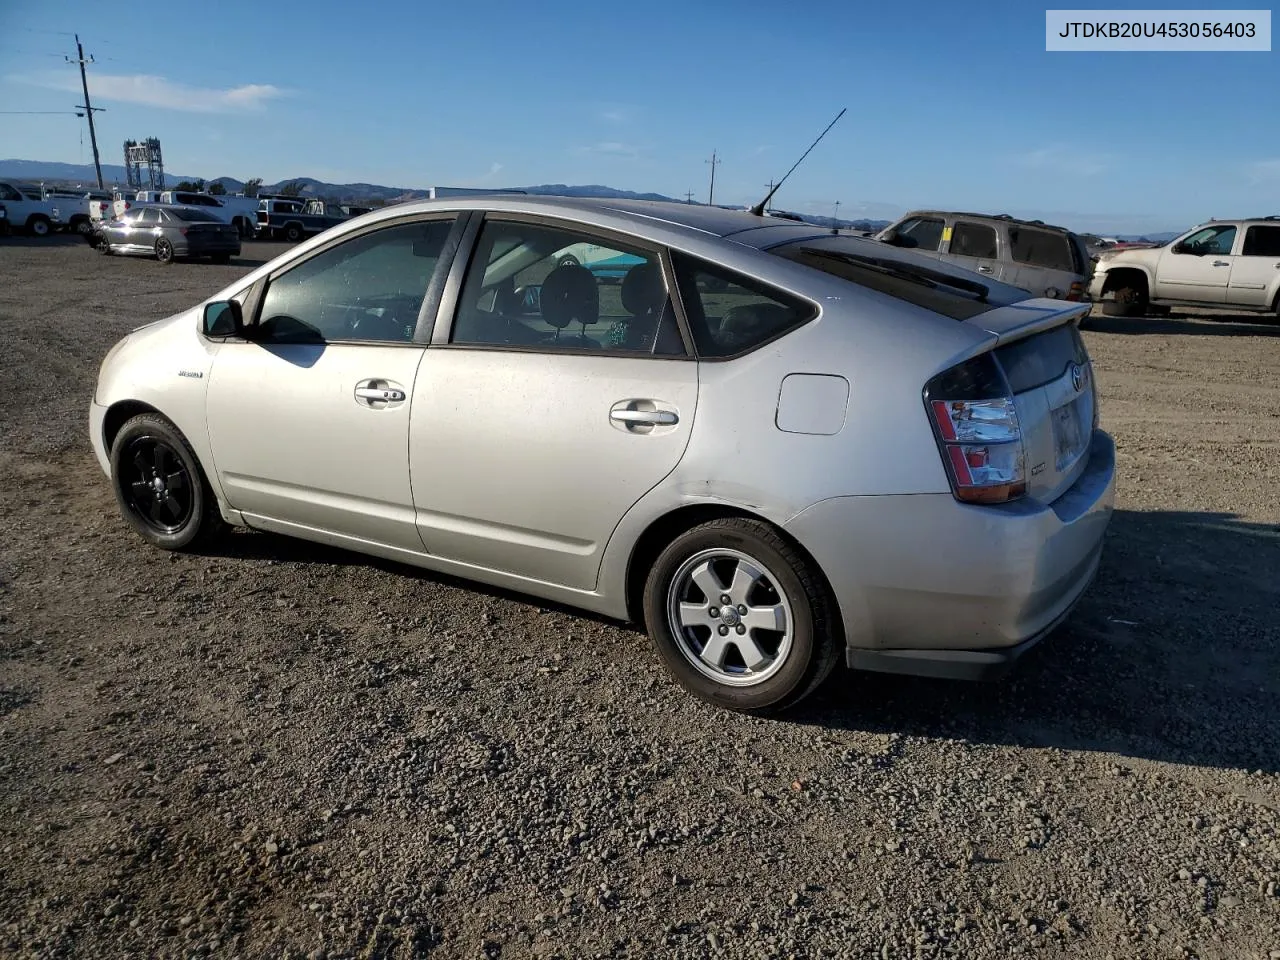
670;253;816;357
1008;226;1076;272
949;221;998;259
1242;225;1280;257
888;216;945;251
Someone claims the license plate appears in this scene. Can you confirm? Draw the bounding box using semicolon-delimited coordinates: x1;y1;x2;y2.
1052;400;1083;468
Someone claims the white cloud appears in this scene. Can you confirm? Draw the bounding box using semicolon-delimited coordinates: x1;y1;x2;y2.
577;141;641;158
1245;159;1280;183
16;71;287;113
1014;144;1110;177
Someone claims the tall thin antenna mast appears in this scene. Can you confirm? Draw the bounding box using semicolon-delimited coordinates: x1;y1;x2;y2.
66;34;104;189
749;107;846;216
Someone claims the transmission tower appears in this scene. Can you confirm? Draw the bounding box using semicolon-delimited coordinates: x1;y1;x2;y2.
123;138;166;190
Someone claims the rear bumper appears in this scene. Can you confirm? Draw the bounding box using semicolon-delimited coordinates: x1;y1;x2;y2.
784;430;1116;677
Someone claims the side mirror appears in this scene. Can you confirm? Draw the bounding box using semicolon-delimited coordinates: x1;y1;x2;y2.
202;300;244;338
878;228;898;244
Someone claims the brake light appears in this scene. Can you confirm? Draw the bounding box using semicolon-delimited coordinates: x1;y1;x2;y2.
1066;281;1084;301
924;353;1025;504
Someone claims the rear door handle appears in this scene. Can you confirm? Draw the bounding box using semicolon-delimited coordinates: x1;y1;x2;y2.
610;409;678;426
976;265;993;274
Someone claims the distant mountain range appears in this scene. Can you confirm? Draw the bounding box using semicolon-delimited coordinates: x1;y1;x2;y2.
0;158;1184;239
0;159;893;232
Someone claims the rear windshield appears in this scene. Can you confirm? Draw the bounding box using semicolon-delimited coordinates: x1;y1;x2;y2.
769;237;1003;320
167;208;221;222
1008;226;1077;273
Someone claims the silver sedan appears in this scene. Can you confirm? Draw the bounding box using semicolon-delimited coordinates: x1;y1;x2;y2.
88;196;1115;713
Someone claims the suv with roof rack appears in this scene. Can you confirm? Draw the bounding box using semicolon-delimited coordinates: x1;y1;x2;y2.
1089;216;1280;317
874;211;1094;302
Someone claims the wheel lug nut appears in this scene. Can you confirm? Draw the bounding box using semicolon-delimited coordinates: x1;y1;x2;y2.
737;605;747;615
709;607;719;618
718;625;729;636
736;625;746;635
720;594;731;605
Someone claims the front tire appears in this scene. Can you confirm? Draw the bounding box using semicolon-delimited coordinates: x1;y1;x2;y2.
27;216;51;237
642;518;839;713
1102;282;1147;317
109;413;223;551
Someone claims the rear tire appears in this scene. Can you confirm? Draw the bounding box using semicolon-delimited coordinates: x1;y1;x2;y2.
642;518;840;714
284;223;304;243
155;238;175;264
109;413;224;551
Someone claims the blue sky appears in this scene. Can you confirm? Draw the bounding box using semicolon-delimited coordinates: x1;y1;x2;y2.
1;0;1275;233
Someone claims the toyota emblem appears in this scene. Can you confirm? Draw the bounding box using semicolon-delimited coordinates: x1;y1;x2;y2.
1070;362;1087;393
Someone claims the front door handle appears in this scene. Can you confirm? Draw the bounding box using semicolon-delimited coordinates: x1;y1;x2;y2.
610;409;678;426
1212;260;1230;267
355;386;405;402
976;265;993;274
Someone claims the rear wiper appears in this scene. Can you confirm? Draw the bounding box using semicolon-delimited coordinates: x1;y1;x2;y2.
803;249;990;302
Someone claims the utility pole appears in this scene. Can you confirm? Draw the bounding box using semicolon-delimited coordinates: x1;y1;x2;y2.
763;180;775;213
66;34;104;189
684;190;694;204
832;200;841;234
705;150;720;206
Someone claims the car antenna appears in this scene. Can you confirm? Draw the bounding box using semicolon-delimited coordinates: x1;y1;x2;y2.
748;107;847;217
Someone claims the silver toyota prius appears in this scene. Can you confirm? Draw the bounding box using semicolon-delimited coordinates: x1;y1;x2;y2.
89;196;1116;713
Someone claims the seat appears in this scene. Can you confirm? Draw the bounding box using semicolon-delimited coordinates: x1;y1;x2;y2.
612;262;683;354
539;263;601;348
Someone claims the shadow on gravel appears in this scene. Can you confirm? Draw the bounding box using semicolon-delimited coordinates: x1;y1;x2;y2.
1085;312;1280;337
0;234;86;248
201;508;1280;772
794;508;1280;774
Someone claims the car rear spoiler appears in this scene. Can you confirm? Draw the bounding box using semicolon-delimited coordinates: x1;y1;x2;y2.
965;298;1092;346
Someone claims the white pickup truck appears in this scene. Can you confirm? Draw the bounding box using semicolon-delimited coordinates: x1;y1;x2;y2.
105;190;259;238
1091;217;1280;317
0;180;63;236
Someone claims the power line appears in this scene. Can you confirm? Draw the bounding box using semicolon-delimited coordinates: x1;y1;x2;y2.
65;33;104;188
0;110;86;114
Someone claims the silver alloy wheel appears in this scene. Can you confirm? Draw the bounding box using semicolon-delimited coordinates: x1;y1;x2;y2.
666;547;794;687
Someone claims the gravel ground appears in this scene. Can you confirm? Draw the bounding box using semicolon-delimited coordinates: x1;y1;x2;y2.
1;235;1278;960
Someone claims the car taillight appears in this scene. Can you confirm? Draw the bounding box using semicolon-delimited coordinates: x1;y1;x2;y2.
1066;281;1084;301
924;353;1025;505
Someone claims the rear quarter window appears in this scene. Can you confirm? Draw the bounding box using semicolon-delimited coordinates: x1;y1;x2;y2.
670;253;816;358
1009;226;1077;272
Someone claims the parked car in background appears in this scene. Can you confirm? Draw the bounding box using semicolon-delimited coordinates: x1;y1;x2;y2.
88;196;1114;713
0;180;62;236
97;205;240;264
876;211;1093;301
1090;217;1280;317
111;190;258;238
0;203;9;236
42;187;114;235
256;198;350;242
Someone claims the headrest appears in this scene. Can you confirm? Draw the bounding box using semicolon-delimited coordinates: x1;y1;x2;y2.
621;262;665;317
540;264;599;330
